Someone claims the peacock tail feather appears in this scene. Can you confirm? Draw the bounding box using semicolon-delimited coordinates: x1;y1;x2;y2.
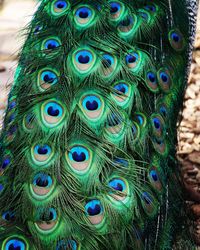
0;0;198;249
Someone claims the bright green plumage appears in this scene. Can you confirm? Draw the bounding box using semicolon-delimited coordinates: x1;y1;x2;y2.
0;0;198;249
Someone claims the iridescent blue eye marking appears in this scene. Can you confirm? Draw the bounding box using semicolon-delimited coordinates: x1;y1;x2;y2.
69;146;89;162
2;211;15;221
56;240;78;250
153;117;161;129
0;184;4;192
34;25;43;35
54;1;68;11
82;95;101;111
40;208;57;221
110;2;121;14
114;83;128;94
147;72;156;83
150;170;158;182
160;72;169;83
34;145;52;156
5;239;26;250
33;173;53;188
44;39;60;50
44;102;63;117
41;71;58;85
85;200;103;216
102;54;114;68
142;192;152;205
114;158;128;167
126;52;139;64
109;178;126;192
76;50;93;64
75;7;92;19
144;4;156;12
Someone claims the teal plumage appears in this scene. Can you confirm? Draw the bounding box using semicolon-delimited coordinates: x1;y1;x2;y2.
0;0;198;249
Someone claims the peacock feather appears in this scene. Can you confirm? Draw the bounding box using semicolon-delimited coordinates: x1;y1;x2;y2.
0;0;198;249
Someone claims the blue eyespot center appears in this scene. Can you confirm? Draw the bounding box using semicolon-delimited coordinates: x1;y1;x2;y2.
102;54;114;68
8;101;16;110
72;152;86;162
55;1;67;9
40;208;57;222
114;158;128;167
82;95;101;111
126;53;138;64
109;178;126;192
56;240;78;250
0;184;4;192
150;170;158;182
41;71;58;84
2;158;11;169
69;146;89;163
120;17;133;27
85;200;103;216
160;106;167;117
142;192;152;205
153;118;161;129
144;4;156;12
47;106;60;116
2;211;15;221
35;145;51;155
136;115;144;125
34;174;52;188
147;72;156;83
44;39;60;50
171;32;180;42
110;2;121;14
160;72;168;83
5;239;26;250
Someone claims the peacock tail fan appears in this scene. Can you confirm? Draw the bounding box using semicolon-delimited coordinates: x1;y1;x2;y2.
0;0;198;249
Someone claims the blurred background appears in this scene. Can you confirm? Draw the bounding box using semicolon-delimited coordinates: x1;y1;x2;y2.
0;0;200;246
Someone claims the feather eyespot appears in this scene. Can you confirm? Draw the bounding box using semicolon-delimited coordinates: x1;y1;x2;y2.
8;99;17;111
150;114;165;138
51;0;70;17
114;158;128;168
32;144;53;166
33;25;43;35
41;100;65;128
125;51;141;72
109;2;125;21
3;238;27;250
66;145;91;173
144;4;157;13
108;178;128;201
146;71;159;92
74;6;95;28
2;211;15;222
138;10;150;22
105;112;124;136
134;113;147;129
36;208;58;232
38;69;59;90
149;168;162;192
23;113;35;131
85;200;104;225
169;29;185;51
118;15;137;36
7;113;16;124
31;173;54;198
56;240;78;250
42;38;61;51
112;81;132;107
101;54;117;77
141;191;157;216
153;137;168;156
157;68;172;92
6;125;17;144
72;49;96;74
0;152;12;175
0;184;4;193
80;94;104;120
131;122;140;141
